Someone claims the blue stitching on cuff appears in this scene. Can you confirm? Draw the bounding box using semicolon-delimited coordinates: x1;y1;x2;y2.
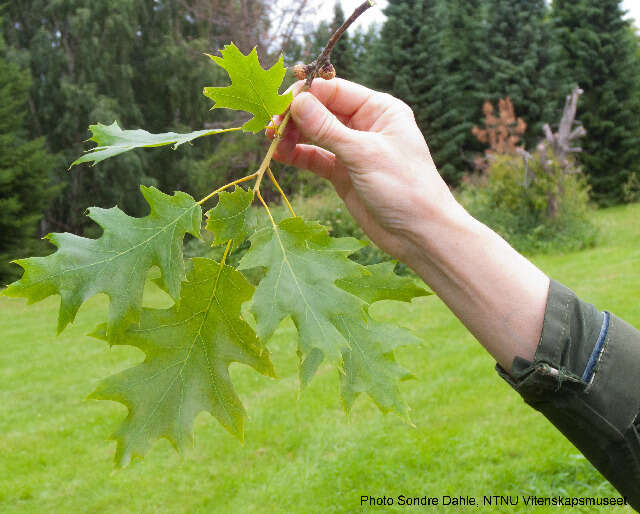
582;311;610;382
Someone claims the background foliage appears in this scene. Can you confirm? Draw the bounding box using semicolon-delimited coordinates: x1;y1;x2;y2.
0;21;59;281
2;0;640;283
459;154;598;254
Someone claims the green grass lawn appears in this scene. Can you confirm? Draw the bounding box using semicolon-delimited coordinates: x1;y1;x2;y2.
1;203;639;513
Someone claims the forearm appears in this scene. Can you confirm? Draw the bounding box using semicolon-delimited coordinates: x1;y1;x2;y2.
402;194;550;371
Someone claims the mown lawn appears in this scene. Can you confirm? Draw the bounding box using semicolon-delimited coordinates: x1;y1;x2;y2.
1;203;638;513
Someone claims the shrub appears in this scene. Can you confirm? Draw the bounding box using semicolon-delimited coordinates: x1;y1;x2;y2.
458;153;598;254
623;172;640;203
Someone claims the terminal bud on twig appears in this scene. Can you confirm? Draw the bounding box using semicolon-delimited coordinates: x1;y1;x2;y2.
319;63;336;80
292;63;309;80
292;62;336;81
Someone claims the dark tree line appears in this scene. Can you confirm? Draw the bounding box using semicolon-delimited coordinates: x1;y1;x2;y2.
360;0;640;203
1;0;640;281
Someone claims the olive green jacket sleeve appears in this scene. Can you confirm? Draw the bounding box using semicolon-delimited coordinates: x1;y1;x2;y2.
496;279;640;510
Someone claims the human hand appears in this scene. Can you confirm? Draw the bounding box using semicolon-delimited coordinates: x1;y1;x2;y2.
271;78;458;264
272;78;549;371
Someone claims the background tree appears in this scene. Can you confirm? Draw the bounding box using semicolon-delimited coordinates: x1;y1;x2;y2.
0;23;59;282
368;0;450;179
298;3;357;81
484;0;561;147
328;3;356;81
428;0;487;183
350;24;379;82
552;0;640;204
5;0;163;232
2;0;311;236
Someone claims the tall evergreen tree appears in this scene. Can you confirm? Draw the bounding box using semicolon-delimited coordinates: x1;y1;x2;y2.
484;0;561;146
4;0;158;232
429;0;488;182
368;0;449;178
552;0;640;203
0;25;58;282
301;3;357;81
351;24;379;84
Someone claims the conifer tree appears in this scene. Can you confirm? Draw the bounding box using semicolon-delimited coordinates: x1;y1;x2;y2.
2;0;276;232
552;0;640;203
429;0;488;182
369;0;448;179
330;3;357;81
302;3;357;82
351;25;379;85
484;0;561;146
0;26;58;282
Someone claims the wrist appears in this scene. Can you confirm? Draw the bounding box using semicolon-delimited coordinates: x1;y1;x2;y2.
400;185;473;270
400;187;548;368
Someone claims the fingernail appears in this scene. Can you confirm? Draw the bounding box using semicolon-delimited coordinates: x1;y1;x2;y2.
292;93;318;122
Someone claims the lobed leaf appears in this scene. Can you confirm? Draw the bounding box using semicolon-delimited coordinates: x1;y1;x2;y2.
336;261;432;304
335;315;421;421
205;186;255;249
239;216;428;418
90;258;276;467
1;186;201;338
239;217;366;364
203;43;293;133
70;121;239;168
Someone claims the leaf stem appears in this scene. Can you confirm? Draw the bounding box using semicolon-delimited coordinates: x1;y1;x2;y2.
253;111;292;193
255;189;277;229
220;239;233;267
197;172;259;205
268;167;295;217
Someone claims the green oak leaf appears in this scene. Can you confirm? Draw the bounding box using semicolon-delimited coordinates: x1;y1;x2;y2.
239;217;427;418
70;121;239;168
336;261;432;304
89;258;276;467
203;43;293;133
335;314;421;421
205;186;255;249
239;217;366;364
1;186;201;337
335;262;429;418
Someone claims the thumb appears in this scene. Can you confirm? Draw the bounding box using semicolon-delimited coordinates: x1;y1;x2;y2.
290;92;362;156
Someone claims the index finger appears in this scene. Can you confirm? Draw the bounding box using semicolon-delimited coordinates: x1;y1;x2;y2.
269;78;377;138
306;78;376;117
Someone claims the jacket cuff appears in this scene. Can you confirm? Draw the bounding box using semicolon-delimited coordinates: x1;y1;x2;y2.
496;279;640;508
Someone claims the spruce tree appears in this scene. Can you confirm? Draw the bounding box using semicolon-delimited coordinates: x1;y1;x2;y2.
2;0;275;232
430;0;488;183
484;0;561;146
552;0;640;203
351;25;379;86
3;0;155;232
302;3;357;82
0;27;58;282
369;0;449;179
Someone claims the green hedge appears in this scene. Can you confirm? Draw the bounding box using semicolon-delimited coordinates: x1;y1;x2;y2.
458;154;598;254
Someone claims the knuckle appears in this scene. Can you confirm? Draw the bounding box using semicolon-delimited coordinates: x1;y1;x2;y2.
377;91;395;104
395;99;415;119
315;112;338;144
